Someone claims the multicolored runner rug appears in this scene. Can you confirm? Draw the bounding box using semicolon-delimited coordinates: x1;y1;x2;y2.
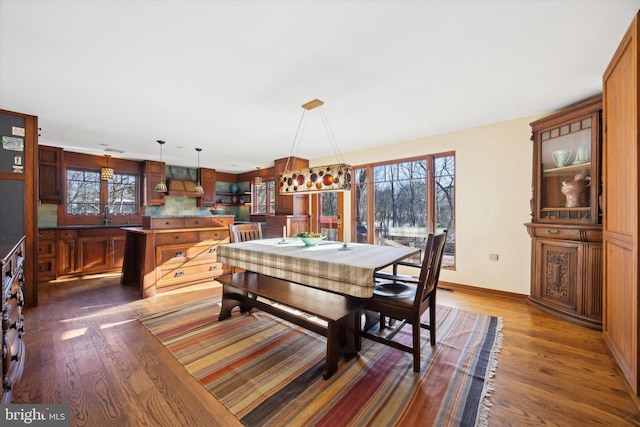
139;298;502;426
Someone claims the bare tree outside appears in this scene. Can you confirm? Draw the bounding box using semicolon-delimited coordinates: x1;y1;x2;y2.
67;169;137;216
353;153;455;266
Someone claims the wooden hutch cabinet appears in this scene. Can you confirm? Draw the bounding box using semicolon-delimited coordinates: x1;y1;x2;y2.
525;95;603;329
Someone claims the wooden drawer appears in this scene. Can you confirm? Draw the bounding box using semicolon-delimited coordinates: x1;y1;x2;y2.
38;229;56;240
37;258;56;280
155;231;200;245
156;243;218;265
199;230;229;242
38;239;56;257
57;229;78;240
145;217;185;229
156;261;224;288
211;216;233;228
534;227;581;241
184;217;213;228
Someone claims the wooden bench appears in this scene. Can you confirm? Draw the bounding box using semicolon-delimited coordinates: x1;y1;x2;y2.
217;272;364;379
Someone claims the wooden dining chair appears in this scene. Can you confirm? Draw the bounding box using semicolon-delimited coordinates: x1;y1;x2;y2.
228;223;263;243
361;229;447;372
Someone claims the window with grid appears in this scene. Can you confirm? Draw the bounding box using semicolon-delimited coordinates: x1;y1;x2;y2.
252;180;276;214
66;169;138;216
352;152;455;268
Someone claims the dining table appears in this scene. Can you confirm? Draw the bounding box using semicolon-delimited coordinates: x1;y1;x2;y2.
217;237;421;298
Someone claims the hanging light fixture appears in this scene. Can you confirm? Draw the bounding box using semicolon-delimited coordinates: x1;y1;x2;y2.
194;148;204;194
254;167;263;186
101;155;114;180
279;99;352;195
155;140;168;192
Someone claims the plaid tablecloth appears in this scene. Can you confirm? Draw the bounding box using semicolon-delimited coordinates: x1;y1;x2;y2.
217;238;420;298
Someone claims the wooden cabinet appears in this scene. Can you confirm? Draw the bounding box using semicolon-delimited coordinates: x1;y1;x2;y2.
144;160;165;206
38;145;63;204
36;229;56;282
197;167;216;207
77;233;129;273
47;227;128;278
602;11;640;397
264;214;310;239
274;156;309;215
57;229;77;276
121;218;233;298
525;96;603;329
268;157;310;237
1;237;26;404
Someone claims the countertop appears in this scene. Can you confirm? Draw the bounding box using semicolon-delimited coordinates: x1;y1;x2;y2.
39;224;142;230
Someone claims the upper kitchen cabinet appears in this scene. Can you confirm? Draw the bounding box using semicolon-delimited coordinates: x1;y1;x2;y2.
274;156;309;215
38;145;63;204
197;167;216;207
144;160;165;206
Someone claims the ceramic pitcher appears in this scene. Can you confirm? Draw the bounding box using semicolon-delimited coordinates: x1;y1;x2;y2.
561;174;591;207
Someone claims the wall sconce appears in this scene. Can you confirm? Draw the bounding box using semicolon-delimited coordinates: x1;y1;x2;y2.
194;148;204;194
101;155;114;180
155;140;168;192
279;99;352;195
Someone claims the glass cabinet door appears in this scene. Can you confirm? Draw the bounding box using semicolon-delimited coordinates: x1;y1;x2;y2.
538;115;596;222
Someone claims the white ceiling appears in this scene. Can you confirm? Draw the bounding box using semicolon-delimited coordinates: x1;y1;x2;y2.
1;1;638;173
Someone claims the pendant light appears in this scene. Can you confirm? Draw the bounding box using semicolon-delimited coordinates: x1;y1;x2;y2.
155;140;168;192
194;148;204;194
254;167;263;186
101;155;114;180
279;99;352;195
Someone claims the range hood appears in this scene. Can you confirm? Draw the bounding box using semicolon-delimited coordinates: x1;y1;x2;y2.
165;165;202;197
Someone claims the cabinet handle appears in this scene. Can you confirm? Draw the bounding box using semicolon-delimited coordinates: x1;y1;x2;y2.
210;265;218;271
209;248;216;253
176;251;185;257
174;271;184;277
548;230;560;234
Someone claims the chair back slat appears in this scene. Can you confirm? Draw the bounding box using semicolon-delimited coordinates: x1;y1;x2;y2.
229;223;263;243
416;229;447;307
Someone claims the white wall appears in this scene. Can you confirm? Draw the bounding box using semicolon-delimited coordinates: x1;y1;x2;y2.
312;116;538;295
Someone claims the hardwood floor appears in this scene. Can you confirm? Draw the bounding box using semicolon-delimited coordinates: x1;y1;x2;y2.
13;275;640;426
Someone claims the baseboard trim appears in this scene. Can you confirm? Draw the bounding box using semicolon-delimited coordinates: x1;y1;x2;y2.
438;281;528;301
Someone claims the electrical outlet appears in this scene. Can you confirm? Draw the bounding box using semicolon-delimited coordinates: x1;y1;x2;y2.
489;253;499;261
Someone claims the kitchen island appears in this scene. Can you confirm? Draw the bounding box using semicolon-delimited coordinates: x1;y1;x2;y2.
121;215;234;298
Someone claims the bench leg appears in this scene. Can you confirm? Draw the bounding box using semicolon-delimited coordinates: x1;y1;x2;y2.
324;323;341;379
219;285;252;321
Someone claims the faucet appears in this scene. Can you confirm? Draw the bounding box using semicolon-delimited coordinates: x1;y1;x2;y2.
103;205;112;225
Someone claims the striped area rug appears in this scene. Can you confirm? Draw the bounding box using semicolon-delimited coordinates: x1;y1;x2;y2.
139;299;502;427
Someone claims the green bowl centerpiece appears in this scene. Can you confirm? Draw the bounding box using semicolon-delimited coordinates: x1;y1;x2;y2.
296;232;326;246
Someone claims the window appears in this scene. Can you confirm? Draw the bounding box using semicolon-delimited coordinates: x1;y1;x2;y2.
108;174;137;214
66;168;138;216
352;152;455;268
67;170;101;214
319;192;338;240
252;180;276;214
